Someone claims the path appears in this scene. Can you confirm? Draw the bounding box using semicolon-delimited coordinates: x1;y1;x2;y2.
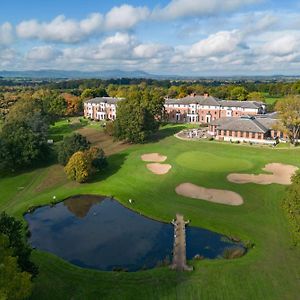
170;214;193;271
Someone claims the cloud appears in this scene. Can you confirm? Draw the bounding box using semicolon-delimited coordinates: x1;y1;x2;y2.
26;46;62;62
133;43;172;58
16;14;103;43
0;22;14;45
187;30;244;57
262;34;299;56
15;5;150;43
105;5;150;30
154;0;262;20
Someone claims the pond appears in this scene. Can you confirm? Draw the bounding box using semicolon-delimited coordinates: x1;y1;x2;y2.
25;195;245;271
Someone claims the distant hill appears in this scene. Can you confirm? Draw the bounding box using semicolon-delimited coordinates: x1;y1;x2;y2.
0;69;160;79
0;69;299;81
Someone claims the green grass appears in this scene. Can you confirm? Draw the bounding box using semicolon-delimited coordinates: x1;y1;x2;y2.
49;117;104;141
1;124;300;299
263;93;285;105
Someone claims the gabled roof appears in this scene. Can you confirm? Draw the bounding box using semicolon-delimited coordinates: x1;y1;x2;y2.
84;97;125;105
165;95;220;106
219;100;263;109
165;95;264;109
210;115;275;133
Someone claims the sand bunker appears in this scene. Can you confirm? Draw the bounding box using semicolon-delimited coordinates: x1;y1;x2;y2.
147;163;172;175
176;183;243;206
141;153;167;162
227;163;298;185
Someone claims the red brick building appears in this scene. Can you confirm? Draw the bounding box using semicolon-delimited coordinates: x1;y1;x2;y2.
164;94;265;124
208;114;285;144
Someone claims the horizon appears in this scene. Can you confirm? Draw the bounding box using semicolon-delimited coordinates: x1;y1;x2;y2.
0;0;300;75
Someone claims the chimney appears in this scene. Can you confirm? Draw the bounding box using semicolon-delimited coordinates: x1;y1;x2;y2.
204;93;209;98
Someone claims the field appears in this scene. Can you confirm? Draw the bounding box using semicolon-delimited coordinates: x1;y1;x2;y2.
1;121;300;300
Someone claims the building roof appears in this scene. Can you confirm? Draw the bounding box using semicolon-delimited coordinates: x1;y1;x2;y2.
165;95;264;109
84;97;125;105
165;95;221;106
210;115;276;133
219;100;263;109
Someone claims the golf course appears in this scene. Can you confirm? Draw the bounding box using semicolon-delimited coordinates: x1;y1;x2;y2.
1;120;300;300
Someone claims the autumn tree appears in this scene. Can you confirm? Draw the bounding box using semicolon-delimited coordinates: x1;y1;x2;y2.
64;151;90;183
275;96;300;144
61;93;82;116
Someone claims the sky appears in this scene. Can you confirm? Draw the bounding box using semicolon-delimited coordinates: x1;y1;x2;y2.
0;0;300;75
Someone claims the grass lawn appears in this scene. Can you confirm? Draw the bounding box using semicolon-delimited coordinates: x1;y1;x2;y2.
263;93;286;105
1;124;300;299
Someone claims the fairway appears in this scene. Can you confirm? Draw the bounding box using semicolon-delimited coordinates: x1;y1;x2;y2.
1;125;300;300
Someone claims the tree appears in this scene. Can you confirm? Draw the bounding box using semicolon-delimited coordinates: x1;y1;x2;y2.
275;96;300;144
0;212;38;277
64;151;91;183
61;93;82;116
282;171;300;245
104;121;115;136
81;87;108;100
230;86;248;101
85;147;107;171
0;234;32;300
65;147;107;183
57;133;90;165
47;94;67;117
0;99;50;171
247;92;265;102
113;90;160;143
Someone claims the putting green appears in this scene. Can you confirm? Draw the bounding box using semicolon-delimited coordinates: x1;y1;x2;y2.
176;151;253;172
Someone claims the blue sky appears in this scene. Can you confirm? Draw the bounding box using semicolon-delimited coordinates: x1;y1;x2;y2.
0;0;300;75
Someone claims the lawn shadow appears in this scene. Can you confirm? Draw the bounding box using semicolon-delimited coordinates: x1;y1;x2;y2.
88;152;128;183
49;121;88;141
149;124;186;143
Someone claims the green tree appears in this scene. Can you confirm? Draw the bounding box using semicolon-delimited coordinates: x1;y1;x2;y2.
104;121;115;136
247;92;265;102
0;212;38;276
85;147;107;172
0;99;50;171
0;234;32;300
57;133;90;165
114;90;159;143
275;96;300;144
64;151;91;183
230;86;248;101
81;87;108;100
